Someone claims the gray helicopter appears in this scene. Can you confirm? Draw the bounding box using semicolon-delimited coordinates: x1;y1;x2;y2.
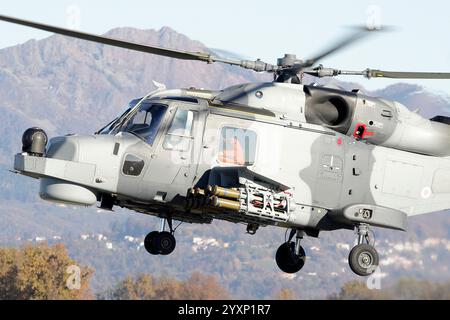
2;15;450;277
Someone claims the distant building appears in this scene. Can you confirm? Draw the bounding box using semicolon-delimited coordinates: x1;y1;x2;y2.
97;234;107;241
192;237;220;252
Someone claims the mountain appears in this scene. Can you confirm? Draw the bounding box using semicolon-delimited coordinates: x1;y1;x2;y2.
0;26;449;299
0;26;268;164
374;83;450;118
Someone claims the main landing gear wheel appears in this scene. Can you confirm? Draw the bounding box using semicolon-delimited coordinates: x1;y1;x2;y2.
348;224;379;276
276;242;306;274
348;244;379;276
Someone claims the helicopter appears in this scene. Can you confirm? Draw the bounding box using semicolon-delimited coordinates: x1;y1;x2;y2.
2;14;450;277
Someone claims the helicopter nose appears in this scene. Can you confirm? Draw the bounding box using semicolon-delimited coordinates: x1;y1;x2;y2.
15;133;132;206
45;134;125;187
46;134;124;164
45;135;80;161
38;135;109;205
15;132;142;206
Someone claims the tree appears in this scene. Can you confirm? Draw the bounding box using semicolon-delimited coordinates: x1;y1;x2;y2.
105;272;229;300
329;279;450;300
389;278;450;300
329;281;386;300
274;288;297;300
108;274;157;300
181;272;230;300
0;244;93;300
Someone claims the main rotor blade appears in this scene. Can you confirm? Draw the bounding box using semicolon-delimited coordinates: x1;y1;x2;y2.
304;27;376;67
286;26;386;76
0;14;219;61
364;69;450;79
0;14;280;73
305;67;450;79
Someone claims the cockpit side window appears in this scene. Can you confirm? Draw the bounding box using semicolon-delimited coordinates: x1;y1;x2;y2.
163;109;195;151
124;104;168;145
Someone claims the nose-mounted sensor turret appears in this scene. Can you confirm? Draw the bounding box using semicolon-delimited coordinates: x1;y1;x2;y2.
22;127;48;157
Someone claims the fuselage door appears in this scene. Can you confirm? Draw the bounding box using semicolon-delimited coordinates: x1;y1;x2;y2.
142;104;198;198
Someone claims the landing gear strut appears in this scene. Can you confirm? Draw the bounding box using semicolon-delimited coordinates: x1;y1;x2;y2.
348;224;379;277
275;229;306;274
144;217;177;256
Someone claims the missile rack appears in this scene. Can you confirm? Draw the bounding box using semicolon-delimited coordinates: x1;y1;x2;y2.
185;183;292;223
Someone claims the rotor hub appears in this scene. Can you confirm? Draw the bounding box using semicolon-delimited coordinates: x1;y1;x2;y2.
277;54;303;68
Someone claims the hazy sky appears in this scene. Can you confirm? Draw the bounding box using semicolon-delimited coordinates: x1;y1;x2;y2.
1;0;450;95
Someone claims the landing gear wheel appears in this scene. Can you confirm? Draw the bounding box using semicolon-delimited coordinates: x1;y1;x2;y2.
155;231;176;255
144;231;159;255
348;244;379;276
275;242;306;274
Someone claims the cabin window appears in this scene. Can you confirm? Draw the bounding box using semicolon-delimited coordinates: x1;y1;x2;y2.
122;154;145;176
163;109;195;151
218;127;257;166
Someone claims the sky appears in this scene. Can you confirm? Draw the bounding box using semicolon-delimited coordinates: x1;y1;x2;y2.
1;0;450;95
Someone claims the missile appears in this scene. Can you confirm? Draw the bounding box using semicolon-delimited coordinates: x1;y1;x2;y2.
211;196;241;211
209;185;241;200
194;187;206;196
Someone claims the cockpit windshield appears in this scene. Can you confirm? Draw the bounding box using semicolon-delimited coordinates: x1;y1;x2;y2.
97;99;168;145
96;98;141;135
122;103;167;145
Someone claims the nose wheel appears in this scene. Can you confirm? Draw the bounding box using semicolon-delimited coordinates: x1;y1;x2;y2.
144;217;177;256
155;231;177;255
348;224;379;276
275;229;306;274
